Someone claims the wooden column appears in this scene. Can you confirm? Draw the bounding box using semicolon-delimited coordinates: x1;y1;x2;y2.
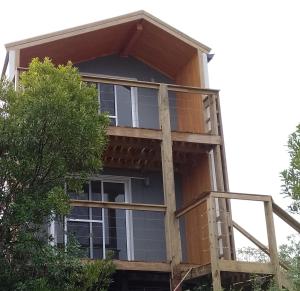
158;84;182;272
207;196;222;290
209;94;231;260
264;200;282;288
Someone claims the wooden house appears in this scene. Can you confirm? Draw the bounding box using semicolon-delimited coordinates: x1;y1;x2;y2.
2;10;299;291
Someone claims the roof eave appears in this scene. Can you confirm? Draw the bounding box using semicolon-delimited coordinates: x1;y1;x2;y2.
5;10;211;54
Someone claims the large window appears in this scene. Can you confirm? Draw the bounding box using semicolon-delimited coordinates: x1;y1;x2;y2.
51;175;167;262
65;178;132;260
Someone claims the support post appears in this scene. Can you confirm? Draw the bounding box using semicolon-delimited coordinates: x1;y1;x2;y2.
264;200;282;288
207;196;222;291
209;94;231;260
158;84;182;284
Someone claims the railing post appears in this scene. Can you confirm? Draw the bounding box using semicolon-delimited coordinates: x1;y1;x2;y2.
158;84;182;281
207;195;222;290
264;200;282;288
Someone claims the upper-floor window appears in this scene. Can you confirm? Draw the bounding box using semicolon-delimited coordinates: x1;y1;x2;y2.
98;83;139;127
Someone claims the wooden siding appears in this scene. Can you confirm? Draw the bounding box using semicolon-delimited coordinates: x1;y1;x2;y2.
19;18;197;79
175;51;212;265
180;154;211;265
175;52;205;133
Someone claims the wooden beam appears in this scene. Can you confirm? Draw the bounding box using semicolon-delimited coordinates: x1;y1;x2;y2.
264;201;282;288
208;93;231;260
107;126;221;145
272;202;300;233
107;126;162;140
207;196;222;291
233;220;289;270
120;22;143;57
114;260;171;272
179;263;212;280
158;84;182;268
172;132;221;145
70;199;166;212
175;192;209;218
215;93;236;259
211;192;272;202
219;260;274;274
19;67;220;95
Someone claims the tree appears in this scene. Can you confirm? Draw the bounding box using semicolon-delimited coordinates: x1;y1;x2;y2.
0;58;114;290
281;125;300;213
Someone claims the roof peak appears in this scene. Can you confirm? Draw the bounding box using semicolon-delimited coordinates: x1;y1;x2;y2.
5;10;210;53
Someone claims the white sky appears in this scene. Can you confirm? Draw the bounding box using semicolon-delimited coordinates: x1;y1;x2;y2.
1;0;299;249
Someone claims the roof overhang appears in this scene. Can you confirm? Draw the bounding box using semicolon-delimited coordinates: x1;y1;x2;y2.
5;11;211;79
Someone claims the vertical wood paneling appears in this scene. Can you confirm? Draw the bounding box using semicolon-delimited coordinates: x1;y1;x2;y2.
175;51;204;133
181;154;211;265
176;51;212;265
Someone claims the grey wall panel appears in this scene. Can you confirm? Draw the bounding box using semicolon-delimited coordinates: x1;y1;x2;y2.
102;168;167;261
75;54;173;83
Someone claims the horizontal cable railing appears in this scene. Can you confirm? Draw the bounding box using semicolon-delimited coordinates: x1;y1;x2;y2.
17;67;221;136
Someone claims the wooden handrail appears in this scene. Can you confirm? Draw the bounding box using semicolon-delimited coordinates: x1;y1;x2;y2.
272;202;300;233
233;220;289;270
17;67;220;95
70;199;166;212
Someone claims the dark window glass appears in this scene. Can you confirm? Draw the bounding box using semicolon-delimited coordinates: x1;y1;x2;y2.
92;223;103;259
69;206;89;220
91;208;102;220
103;182;125;202
104;209;127;260
99;83;115;116
91;180;102;201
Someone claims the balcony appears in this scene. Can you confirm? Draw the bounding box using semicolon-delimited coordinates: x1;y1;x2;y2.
79;73;223;172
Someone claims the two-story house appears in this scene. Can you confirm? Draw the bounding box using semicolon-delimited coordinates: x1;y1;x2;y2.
2;10;299;291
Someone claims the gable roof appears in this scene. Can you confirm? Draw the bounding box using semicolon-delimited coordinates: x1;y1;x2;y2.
5;10;211;53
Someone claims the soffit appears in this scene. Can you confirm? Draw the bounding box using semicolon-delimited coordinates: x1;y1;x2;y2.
13;11;210;78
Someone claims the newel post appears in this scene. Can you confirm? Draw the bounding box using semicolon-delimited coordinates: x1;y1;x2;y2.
264;200;282;288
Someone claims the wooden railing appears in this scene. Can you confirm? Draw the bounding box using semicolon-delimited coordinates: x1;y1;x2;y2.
175;191;300;290
17;68;222;137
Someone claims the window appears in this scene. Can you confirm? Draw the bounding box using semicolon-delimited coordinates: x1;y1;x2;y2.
64;178;133;260
98;83;139;127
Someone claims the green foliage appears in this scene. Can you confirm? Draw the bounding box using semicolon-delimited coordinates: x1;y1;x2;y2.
281;125;300;213
237;246;269;263
279;234;300;290
0;58;112;290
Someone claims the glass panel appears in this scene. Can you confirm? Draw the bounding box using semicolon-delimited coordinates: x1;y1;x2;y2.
137;88;159;129
115;85;132;127
103;182;125;202
92;223;103;259
67;221;90;258
132;211;166;262
99;83;115;116
69;206;89;220
68;183;89;200
91;207;102;221
104;209;127;260
91;180;102;201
